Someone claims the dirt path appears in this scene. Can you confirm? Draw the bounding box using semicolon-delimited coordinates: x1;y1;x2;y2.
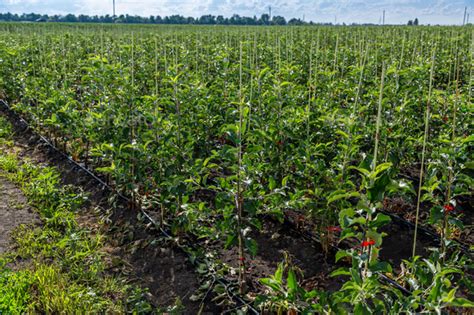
0;175;39;254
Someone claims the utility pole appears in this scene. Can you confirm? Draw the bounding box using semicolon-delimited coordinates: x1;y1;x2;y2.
463;6;467;25
269;6;272;21
113;0;116;18
468;13;470;24
383;10;385;25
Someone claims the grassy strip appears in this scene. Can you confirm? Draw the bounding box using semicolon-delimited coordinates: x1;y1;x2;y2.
0;116;12;146
0;116;153;314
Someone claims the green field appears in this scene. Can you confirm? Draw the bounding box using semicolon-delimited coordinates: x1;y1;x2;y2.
0;23;473;313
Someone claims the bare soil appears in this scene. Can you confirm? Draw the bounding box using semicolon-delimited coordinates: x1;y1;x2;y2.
208;219;345;299
0;175;39;254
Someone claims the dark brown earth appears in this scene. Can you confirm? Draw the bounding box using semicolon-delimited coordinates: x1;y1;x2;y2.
0;175;39;254
200;218;347;302
379;220;434;266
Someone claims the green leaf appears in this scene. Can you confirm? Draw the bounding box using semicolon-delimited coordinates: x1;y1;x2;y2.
348;166;370;177
371;162;392;179
339;230;356;242
96;161;116;174
224;235;236;248
330;267;350;277
368;173;391;202
241;106;249;134
429;206;443;225
428;278;441;302
269;176;276;190
336;130;349;139
442;288;456;303
50;113;58;123
369;261;392;273
258;67;271;80
354;303;371;315
349;217;367;227
339;208;355;227
388;179;415;195
245;238;258;257
259;278;281;292
369;213;391;229
282;175;290;187
423;259;438;274
336;250;351;262
450;297;474;308
327;191;360;204
351;268;362;285
461;135;474;143
274;263;284;283
287;269;298;292
448;217;464;230
366;230;383;247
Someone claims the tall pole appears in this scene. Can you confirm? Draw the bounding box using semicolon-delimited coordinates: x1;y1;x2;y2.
269;6;272;21
113;0;116;18
383;10;385;25
463;6;467;25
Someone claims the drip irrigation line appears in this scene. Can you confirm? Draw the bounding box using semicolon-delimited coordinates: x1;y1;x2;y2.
0;99;259;315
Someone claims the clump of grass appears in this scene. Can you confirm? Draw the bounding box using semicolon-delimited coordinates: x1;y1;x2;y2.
0;116;12;141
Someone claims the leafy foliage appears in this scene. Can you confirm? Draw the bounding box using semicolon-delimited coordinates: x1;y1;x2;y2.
0;23;472;312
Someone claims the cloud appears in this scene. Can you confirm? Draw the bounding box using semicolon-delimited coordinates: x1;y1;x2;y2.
0;0;471;24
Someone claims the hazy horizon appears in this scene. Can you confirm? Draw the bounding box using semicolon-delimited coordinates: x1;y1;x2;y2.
0;0;471;25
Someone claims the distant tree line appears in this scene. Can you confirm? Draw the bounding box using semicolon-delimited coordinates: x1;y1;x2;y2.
0;12;322;25
407;18;419;25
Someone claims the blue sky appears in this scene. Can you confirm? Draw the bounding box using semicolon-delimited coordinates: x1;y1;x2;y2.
0;0;471;25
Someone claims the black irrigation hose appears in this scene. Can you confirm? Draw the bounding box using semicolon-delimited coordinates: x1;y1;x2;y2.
0;99;259;315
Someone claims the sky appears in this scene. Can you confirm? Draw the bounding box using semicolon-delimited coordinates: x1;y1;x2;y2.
0;0;472;25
